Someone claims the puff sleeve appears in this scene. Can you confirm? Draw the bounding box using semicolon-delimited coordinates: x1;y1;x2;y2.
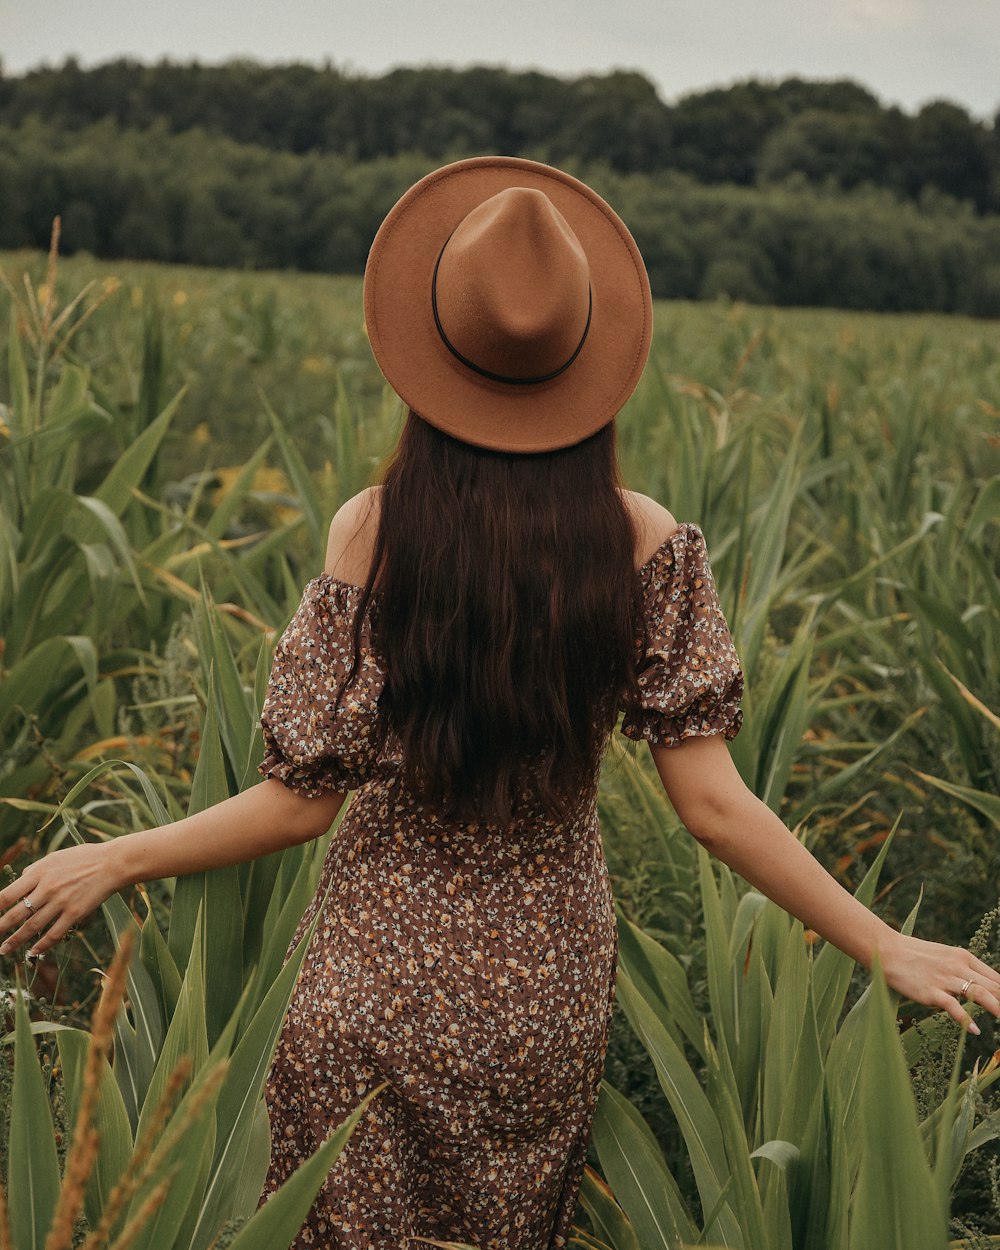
258;576;385;796
621;523;744;747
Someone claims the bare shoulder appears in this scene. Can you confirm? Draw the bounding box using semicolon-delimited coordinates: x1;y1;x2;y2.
323;486;382;584
623;490;679;568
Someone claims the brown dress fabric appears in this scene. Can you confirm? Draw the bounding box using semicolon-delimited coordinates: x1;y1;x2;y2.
257;521;742;1249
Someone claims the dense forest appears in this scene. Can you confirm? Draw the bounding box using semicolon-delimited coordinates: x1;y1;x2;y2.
1;59;999;314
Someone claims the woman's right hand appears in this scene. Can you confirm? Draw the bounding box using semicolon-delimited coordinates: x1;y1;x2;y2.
0;841;116;958
878;930;1000;1034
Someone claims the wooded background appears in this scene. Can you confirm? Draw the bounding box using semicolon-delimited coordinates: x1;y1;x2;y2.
1;60;998;314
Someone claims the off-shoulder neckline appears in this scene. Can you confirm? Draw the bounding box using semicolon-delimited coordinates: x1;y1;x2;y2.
308;521;701;597
637;521;701;577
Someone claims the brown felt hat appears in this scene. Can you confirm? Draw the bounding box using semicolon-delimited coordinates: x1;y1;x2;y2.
363;157;652;453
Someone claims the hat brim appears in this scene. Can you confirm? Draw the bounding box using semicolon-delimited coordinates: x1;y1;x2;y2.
363;157;652;453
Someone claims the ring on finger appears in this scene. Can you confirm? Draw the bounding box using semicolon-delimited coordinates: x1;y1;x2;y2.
20;896;36;914
960;977;974;997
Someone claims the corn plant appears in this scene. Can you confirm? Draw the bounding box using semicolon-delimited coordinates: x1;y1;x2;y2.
0;232;191;852
1;933;376;1250
583;831;1000;1250
4;244;999;1244
0;234;368;856
0;581;373;1249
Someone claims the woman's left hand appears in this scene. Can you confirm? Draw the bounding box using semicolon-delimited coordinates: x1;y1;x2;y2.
879;931;1000;1034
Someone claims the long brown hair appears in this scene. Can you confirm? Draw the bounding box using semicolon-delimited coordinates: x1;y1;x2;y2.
352;410;641;823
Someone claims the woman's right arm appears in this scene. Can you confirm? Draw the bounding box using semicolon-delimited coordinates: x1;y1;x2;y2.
0;780;345;958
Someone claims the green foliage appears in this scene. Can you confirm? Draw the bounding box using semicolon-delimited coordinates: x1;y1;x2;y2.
589;854;1000;1249
1;60;999;312
1;246;998;1244
0;934;377;1250
1;61;996;202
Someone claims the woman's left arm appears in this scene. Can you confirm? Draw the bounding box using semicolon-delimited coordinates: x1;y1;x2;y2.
649;733;1000;1034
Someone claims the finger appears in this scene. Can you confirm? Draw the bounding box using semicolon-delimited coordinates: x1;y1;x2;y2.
0;871;39;916
967;982;1000;1018
0;900;59;957
0;892;45;940
934;991;981;1036
970;955;1000;987
27;915;79;958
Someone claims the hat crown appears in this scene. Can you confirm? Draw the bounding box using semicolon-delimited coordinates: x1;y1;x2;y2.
433;187;592;384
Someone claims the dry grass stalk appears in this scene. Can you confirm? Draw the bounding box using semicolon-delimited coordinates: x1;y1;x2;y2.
141;1059;228;1178
102;1178;172;1250
43;935;134;1250
84;1058;227;1250
0;216;119;362
78;1055;192;1250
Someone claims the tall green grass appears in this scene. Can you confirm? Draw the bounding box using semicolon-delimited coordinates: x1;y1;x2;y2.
1;244;998;1245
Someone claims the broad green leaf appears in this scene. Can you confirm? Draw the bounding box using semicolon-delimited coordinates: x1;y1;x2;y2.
750;1140;799;1170
762;922;811;1142
9;989;61;1250
262;389;325;552
966;474;1000;538
74;492;146;597
616;912;704;1059
699;851;739;1071
812;819;899;1050
732;431;800;671
169;669;244;998
138;907;210;1143
57;1026;134;1231
99;887;164;1109
241;843;327;1025
194;588;255;787
941;1048;977;1194
616;973;742;1246
704;1031;770;1250
967;1107;1000;1154
225;1097;274;1225
577;1167;643;1250
140;903;183;1023
775;975;823;1154
0;633;98;728
790;1084;849;1250
8;306;30;436
847;966;947;1250
128;1057;225;1250
914;770;1000;827
204;436;274;539
752;612;817;811
223;1087;380;1250
592;1081;697;1249
190;914;322;1248
94;386;186;516
46;360;90;424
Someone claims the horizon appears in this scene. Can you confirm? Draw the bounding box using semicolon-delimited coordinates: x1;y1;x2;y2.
2;52;995;125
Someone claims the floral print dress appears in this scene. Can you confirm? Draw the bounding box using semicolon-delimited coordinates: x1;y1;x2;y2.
257;522;743;1250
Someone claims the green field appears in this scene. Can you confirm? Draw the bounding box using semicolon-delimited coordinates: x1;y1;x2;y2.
1;249;999;1246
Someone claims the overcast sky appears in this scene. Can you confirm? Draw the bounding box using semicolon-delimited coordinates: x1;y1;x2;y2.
2;0;998;120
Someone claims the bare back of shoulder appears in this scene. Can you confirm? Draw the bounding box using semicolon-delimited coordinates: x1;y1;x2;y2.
624;491;679;569
324;487;382;586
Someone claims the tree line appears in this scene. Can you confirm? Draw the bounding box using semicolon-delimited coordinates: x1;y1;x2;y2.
0;60;998;315
3;60;998;208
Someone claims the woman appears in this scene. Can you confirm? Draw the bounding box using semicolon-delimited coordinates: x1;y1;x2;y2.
1;158;998;1250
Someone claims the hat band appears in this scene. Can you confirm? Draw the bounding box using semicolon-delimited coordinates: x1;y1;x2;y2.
431;243;593;387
